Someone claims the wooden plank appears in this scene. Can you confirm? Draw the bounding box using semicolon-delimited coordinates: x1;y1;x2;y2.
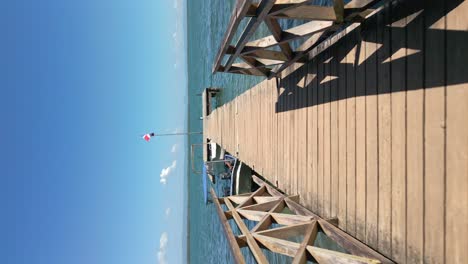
271;5;337;21
345;26;357;236
237;209;268;221
251;200;285;232
337;30;348;231
445;1;468;263
244;49;289;61
390;2;407;262
344;0;377;12
225;198;269;264
376;4;392;257
253;196;281;204
241;199;282;212
213;0;253;73
243;20;334;53
271;30;326;79
364;15;378;248
405;0;424;262
317;54;325;217
318;220;394;264
253;234;300;257
355;27;367;243
210;188;246;264
270;213;314;226
269;0;316;15
254;222;311;240
292;221;318;264
330;46;340;222
224;0;278;72
307;246;381;264
334;0;345;23
237;185;266;208
264;18;293;60
306;58;318;212
323;49;332;219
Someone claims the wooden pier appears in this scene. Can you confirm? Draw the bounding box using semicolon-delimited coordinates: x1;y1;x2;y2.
205;0;468;263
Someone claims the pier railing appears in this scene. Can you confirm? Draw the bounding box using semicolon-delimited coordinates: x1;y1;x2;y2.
213;0;385;78
211;175;393;264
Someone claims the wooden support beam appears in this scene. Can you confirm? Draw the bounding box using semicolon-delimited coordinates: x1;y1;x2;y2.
225;198;269;264
251;199;285;232
240;56;271;77
264;18;293;59
344;0;378;13
224;0;278;72
228;193;253;205
271;5;337;21
243;20;335;54
210;188;246;264
292;221;318;264
270;213;314;226
253;196;282;204
254;222;311;240
269;0;315;15
213;0;253;73
246;0;316;17
253;234;301;257
252;175;284;197
237;209;268;221
240;199;283;212
237;185;266;208
244;49;289;61
307;246;381;264
333;0;345;23
318;220;394;263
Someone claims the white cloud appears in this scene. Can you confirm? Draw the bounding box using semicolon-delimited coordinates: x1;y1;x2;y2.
165;208;171;218
171;144;178;153
158;232;168;264
160;160;177;185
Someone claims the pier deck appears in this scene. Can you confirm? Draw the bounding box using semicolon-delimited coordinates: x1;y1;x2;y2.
204;0;468;263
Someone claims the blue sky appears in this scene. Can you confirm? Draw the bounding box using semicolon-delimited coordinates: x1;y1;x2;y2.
0;0;187;263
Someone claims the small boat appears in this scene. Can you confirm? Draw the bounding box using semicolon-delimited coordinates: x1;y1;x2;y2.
230;160;252;196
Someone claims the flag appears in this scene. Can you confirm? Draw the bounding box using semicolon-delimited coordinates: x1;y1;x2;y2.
142;133;155;142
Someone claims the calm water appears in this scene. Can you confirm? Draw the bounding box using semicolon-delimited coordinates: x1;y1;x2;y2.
187;1;333;263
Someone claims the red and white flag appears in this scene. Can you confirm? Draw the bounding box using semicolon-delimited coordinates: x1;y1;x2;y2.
142;133;155;142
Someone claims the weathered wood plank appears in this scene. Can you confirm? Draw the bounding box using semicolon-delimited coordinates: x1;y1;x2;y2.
345;26;357;236
292;221;318;264
253;234;300;257
337;31;348;231
213;0;253;73
405;0;424;262
319;220;394;263
224;0;278;72
376;4;392;257
390;2;407;261
243;21;334;53
330;45;340;222
271;5;337;21
225;198;269;264
445;1;468;263
323;49;332;219
307;246;381;264
355;26;367;243
210;188;246;264
264;18;293;60
364;15;378;248
317;53;325;217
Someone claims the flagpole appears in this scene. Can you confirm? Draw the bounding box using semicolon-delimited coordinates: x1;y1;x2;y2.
152;132;202;137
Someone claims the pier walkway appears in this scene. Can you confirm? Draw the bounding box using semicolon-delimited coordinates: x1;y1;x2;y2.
204;0;468;263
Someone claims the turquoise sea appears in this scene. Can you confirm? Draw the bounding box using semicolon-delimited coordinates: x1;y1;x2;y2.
187;1;333;263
